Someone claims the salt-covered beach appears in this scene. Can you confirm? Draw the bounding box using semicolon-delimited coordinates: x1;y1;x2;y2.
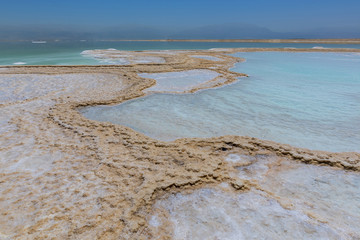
0;48;360;239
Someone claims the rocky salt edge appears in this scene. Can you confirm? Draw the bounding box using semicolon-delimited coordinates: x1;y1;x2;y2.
0;47;359;239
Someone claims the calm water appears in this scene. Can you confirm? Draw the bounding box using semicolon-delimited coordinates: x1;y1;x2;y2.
1;41;360;65
82;52;360;152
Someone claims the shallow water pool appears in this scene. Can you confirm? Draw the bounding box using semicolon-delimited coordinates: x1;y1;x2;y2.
81;52;360;152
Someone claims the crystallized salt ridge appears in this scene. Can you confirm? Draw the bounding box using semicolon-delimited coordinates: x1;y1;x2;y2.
190;55;224;61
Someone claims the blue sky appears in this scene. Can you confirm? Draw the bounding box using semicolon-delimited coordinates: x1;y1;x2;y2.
1;0;359;39
1;0;359;31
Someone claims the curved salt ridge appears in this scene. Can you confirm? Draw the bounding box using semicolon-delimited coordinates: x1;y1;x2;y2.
190;55;223;61
132;56;165;64
139;70;220;93
149;155;360;239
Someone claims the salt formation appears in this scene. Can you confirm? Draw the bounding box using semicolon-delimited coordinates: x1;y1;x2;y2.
190;55;223;61
0;48;359;239
149;155;360;239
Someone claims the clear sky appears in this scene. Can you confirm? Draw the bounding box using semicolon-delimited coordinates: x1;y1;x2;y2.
1;0;359;30
1;0;360;39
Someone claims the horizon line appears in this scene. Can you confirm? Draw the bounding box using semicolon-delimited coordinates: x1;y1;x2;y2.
1;38;360;44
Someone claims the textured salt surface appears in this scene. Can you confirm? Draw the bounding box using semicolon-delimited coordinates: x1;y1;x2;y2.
238;156;360;236
0;74;123;175
139;70;220;93
2;49;360;239
190;55;223;61
149;155;360;239
151;190;341;239
0;72;129;239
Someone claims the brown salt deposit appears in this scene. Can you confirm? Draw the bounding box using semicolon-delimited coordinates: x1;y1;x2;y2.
0;48;359;239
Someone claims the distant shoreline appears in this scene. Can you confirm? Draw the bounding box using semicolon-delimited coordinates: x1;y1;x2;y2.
1;39;360;44
102;39;360;44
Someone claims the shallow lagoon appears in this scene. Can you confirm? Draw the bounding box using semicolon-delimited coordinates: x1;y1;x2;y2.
82;52;360;152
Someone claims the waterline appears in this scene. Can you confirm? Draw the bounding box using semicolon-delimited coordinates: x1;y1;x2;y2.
81;52;360;152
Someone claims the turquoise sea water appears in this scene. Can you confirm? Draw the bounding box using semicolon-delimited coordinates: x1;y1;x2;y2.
82;52;360;152
1;41;360;65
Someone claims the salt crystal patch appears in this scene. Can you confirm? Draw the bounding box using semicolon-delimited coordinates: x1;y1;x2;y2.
150;189;340;240
149;215;161;228
219;182;231;189
226;154;242;163
225;154;255;165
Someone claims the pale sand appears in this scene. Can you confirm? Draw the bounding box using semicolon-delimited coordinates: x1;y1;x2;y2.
0;48;359;239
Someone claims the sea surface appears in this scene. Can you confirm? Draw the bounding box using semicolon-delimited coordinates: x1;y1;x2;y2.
82;52;360;152
1;40;360;65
